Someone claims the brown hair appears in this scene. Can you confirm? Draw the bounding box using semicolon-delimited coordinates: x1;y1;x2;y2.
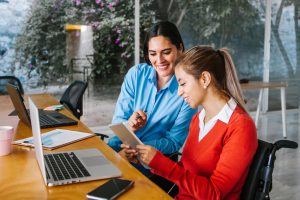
176;45;247;112
143;21;184;65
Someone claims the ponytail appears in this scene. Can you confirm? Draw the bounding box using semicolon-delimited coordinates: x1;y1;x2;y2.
218;48;248;112
176;45;248;112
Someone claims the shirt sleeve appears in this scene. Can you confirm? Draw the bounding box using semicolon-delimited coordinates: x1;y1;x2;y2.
112;66;136;123
149;116;258;199
107;66;136;152
144;102;197;155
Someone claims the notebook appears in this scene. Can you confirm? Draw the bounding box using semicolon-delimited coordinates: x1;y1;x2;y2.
13;129;94;150
28;97;122;186
6;83;78;128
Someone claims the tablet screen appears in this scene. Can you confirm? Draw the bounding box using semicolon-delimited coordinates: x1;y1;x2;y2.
108;122;143;148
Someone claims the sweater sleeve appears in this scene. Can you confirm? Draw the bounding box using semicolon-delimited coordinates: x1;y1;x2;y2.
145;102;197;154
149;115;258;199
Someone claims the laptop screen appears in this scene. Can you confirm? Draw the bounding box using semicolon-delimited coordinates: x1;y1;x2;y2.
6;83;31;126
28;97;47;185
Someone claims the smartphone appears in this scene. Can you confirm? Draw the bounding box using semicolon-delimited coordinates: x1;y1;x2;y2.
86;178;134;200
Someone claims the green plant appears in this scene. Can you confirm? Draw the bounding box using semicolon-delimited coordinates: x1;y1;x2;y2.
14;0;157;85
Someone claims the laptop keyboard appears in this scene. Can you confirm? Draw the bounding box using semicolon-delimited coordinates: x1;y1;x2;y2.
44;152;91;181
39;113;58;126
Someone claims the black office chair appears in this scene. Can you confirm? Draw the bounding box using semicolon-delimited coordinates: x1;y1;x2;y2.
60;80;88;119
0;76;24;95
163;139;298;199
60;80;109;140
94;132;109;141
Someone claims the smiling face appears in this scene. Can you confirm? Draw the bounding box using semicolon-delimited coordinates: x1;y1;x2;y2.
148;36;181;79
175;66;208;108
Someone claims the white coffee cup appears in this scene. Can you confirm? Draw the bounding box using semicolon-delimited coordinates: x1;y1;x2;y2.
0;126;14;156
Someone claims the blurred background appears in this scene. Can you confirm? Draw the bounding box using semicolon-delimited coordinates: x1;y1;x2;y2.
0;0;299;112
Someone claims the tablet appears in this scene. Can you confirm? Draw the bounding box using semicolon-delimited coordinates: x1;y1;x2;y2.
108;122;143;148
109;122;150;169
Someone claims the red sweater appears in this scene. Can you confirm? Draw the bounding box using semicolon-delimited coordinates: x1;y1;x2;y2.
149;106;257;200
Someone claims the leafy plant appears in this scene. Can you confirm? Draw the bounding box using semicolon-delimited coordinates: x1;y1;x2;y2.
14;0;156;85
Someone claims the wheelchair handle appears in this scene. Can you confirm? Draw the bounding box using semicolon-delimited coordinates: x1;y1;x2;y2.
268;140;298;167
274;140;298;150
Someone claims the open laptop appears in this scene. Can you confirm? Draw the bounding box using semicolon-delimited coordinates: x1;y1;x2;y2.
6;83;78;128
28;97;122;186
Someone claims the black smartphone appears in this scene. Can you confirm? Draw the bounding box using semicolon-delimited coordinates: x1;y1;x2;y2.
86;178;134;200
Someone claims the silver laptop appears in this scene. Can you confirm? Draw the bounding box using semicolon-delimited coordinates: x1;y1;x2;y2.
28;97;121;186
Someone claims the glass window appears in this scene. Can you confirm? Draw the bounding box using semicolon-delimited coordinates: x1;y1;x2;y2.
140;0;299;110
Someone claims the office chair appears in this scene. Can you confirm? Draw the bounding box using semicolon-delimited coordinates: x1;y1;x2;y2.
94;132;109;141
60;80;88;119
60;81;109;140
0;76;24;95
163;139;298;199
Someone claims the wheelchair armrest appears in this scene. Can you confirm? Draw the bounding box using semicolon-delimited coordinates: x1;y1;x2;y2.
167;152;182;162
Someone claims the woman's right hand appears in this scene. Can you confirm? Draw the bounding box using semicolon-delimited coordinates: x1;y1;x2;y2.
127;110;147;132
118;144;139;164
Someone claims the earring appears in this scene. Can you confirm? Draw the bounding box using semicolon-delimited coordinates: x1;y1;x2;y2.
203;85;207;89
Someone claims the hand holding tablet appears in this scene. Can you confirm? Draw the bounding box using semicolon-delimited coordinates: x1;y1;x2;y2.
109;122;150;169
108;122;143;148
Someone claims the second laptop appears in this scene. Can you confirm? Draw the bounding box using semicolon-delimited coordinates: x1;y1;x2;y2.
6;83;78;128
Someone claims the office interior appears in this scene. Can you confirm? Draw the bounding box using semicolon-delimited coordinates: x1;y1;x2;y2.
0;0;300;199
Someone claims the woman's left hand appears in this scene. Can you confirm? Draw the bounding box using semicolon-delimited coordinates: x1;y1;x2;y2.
136;144;157;165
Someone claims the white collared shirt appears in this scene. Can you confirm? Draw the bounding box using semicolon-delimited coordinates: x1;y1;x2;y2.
198;98;237;142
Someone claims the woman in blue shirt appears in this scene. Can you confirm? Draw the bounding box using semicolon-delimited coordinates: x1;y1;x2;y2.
107;21;196;171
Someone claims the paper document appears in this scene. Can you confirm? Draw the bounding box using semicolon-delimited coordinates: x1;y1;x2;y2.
13;129;94;150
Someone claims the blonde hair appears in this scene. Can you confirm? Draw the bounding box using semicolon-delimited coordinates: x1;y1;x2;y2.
176;45;247;112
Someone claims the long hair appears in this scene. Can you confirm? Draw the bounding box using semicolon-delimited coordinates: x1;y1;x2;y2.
143;21;184;65
176;45;247;112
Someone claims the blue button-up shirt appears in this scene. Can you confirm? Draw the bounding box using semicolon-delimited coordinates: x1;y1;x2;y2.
108;63;197;154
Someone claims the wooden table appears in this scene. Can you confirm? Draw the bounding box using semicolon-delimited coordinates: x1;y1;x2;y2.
241;81;288;138
0;94;171;200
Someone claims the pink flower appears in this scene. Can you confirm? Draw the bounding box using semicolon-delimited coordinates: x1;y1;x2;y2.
115;38;120;45
95;0;101;4
107;3;114;10
75;0;81;6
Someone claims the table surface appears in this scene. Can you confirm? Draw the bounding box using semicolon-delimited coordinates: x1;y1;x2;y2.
0;94;171;200
241;81;288;90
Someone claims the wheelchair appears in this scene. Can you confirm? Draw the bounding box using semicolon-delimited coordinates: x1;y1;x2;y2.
241;139;298;200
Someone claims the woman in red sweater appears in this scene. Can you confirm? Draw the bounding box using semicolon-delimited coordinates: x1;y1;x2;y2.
136;46;258;199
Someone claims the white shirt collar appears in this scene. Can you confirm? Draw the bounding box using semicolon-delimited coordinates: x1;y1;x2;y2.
218;98;237;124
199;98;237;125
198;98;237;142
